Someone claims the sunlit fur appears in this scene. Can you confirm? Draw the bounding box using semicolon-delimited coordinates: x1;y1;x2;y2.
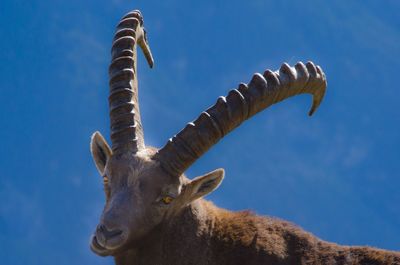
117;199;400;265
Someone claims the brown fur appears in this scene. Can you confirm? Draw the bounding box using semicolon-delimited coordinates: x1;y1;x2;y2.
113;199;400;265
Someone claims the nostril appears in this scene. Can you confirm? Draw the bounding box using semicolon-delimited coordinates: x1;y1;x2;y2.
98;224;123;240
105;229;123;239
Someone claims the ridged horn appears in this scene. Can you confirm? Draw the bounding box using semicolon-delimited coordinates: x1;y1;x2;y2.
154;61;327;177
108;10;154;154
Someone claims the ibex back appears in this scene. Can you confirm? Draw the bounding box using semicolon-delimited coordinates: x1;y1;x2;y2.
89;10;400;265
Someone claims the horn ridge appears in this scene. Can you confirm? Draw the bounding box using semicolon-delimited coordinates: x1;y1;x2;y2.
108;11;147;154
154;61;327;176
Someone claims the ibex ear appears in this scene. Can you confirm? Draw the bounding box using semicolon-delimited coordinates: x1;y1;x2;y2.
90;131;112;175
182;168;224;203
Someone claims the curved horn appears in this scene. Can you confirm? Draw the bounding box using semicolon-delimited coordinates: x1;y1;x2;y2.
154;61;327;176
108;10;154;154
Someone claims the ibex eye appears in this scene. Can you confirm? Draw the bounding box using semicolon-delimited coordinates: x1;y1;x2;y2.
103;175;109;185
161;196;173;205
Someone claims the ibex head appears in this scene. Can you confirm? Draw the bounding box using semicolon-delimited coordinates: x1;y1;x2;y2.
90;132;224;256
89;10;326;257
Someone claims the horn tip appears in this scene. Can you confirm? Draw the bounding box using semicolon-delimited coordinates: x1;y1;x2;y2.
308;107;316;116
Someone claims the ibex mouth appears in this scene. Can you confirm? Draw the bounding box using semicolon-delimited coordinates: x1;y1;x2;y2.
90;228;127;256
90;235;113;256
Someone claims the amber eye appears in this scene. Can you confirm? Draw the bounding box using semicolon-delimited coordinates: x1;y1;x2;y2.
103;175;111;199
161;196;173;205
103;175;109;185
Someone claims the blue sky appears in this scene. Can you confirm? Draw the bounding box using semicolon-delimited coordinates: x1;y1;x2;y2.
1;0;399;264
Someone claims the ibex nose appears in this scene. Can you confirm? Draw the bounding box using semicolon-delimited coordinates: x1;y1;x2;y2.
94;223;127;250
97;224;123;240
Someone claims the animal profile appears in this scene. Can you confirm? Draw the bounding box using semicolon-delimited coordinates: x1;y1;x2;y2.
89;9;400;265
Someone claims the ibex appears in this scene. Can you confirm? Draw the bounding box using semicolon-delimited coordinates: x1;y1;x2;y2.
89;10;400;265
